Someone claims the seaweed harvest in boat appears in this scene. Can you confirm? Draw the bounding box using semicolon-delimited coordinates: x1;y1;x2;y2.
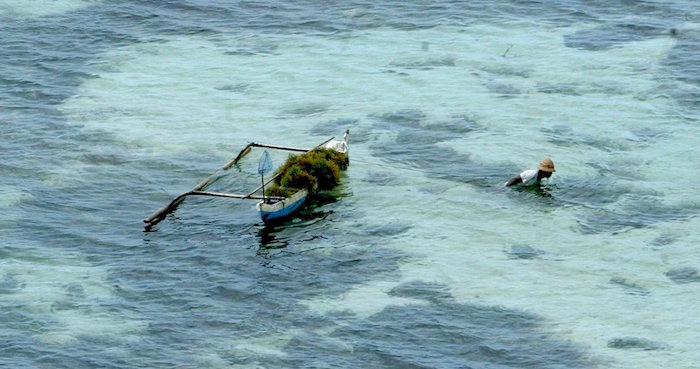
265;148;349;198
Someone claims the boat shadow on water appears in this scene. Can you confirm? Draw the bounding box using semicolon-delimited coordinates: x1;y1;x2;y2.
256;189;348;253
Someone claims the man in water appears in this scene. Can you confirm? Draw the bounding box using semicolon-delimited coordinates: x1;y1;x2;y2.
505;157;555;187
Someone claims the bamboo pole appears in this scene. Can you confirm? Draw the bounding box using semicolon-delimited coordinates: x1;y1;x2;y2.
189;190;284;201
143;143;255;225
249;143;310;153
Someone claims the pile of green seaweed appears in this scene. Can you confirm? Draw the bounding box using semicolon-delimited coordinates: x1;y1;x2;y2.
265;148;349;198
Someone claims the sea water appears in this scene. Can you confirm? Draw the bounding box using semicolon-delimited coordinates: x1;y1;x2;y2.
1;1;699;368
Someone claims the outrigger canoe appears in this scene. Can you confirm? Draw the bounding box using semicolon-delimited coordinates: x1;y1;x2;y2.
256;132;349;222
144;130;349;229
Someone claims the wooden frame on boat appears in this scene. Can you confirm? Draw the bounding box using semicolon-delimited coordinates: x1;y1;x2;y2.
144;130;349;229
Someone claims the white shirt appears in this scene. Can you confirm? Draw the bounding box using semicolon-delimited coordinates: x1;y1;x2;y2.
519;169;538;185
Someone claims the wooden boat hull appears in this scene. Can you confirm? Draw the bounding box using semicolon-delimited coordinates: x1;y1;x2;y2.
256;189;308;223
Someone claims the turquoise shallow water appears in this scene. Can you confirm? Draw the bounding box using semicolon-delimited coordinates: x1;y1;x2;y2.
2;1;700;368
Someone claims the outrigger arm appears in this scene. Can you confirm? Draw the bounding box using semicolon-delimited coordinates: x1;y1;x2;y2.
143;136;335;228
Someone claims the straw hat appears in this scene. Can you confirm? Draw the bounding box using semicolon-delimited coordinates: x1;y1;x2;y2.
538;157;555;172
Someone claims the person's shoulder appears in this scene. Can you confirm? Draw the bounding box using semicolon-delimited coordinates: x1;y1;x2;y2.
519;169;538;185
520;169;538;178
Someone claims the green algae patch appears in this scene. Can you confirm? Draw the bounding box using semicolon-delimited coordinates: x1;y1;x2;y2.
265;148;349;197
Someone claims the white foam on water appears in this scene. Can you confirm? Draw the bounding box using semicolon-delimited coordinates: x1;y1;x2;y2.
209;326;357;366
185;353;229;368
1;248;146;343
200;330;295;367
62;36;336;157
0;0;99;17
0;187;34;207
62;26;503;155
52;308;145;339
35;331;79;345
302;279;427;319
231;341;289;359
39;159;109;190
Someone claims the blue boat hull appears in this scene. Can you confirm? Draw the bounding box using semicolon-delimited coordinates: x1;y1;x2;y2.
256;189;308;222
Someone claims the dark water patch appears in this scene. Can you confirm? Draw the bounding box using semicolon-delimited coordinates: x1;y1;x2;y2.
184;1;685;35
381;68;410;77
50;300;81;313
278;103;329;118
361;171;404;186
215;83;251;93
480;64;532;79
370;109;510;188
609;276;649;296
64;283;86;299
256;209;340;250
0;274;24;294
650;233;675;247
177;25;219;36
372;109;425;128
661;29;700;85
223;40;280;56
536;82;583;96
354;222;412;239
585;158;649;180
416;184;452;196
387;56;456;70
0;334;98;369
629;127;667;145
209;283;263;302
507;244;545;260
506;182;558;204
121;242;413;348
309;118;361;139
543;125;629;152
564;22;669;51
278;280;595;369
552;171;700;234
574;204;649;234
660;29;700;114
665;267;700;284
373;113;446;147
0;309;45;333
544;177;619;208
429;115;482;134
483;80;521;98
387;280;452;303
607;336;666;351
258;213;356;254
79;153;132;166
372;138;499;187
576;196;698;234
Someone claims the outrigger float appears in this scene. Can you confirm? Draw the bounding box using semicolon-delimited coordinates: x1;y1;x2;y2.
144;130;349;228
